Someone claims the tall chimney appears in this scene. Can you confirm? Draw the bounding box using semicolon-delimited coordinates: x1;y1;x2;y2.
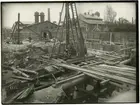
40;12;45;22
48;8;50;22
34;11;39;23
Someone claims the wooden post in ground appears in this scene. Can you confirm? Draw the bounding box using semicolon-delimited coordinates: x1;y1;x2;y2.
17;13;20;44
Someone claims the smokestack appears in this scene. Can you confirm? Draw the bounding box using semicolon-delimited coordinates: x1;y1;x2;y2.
48;8;50;22
34;11;39;23
40;12;45;22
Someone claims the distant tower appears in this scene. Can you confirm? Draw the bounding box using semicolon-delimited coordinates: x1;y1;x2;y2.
48;8;50;22
40;12;45;22
34;11;39;23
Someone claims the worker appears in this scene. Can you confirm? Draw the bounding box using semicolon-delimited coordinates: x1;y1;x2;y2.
68;43;77;57
129;49;136;67
120;49;136;67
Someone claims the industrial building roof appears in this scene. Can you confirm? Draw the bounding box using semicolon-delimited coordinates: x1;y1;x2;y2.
20;21;34;25
79;14;104;25
82;14;103;20
24;20;58;28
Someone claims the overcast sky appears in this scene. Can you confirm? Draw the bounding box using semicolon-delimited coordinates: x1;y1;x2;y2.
2;2;136;28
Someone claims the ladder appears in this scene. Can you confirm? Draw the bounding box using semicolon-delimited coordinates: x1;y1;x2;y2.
69;3;85;57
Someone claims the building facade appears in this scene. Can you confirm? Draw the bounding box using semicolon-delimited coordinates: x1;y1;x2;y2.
12;10;59;42
20;21;58;41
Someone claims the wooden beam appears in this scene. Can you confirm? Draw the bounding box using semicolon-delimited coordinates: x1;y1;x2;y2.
12;76;33;81
84;73;126;89
18;68;38;75
54;73;85;87
11;67;30;78
89;66;136;80
17;13;20;44
62;75;88;90
96;65;136;74
66;56;95;64
57;63;136;86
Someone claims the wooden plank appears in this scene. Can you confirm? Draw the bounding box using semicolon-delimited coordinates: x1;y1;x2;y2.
57;63;136;86
98;64;136;72
17;85;34;100
117;64;136;70
103;60;120;66
34;81;55;91
89;66;136;79
120;59;131;65
84;61;103;67
12;76;33;81
18;68;38;75
62;76;88;90
6;90;25;103
100;79;110;85
37;70;61;79
11;67;30;78
120;47;134;51
85;73;124;88
54;73;85;87
85;72;104;80
97;65;136;74
66;56;95;64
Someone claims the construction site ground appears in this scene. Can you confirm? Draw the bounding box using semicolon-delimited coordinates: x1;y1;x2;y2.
2;40;136;103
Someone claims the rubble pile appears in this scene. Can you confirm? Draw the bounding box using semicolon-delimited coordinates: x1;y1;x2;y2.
2;41;136;103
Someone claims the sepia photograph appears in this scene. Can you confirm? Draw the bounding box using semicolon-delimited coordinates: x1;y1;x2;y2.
1;1;138;104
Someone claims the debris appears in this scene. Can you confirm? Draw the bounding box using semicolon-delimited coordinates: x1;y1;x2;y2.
11;66;30;78
6;90;25;103
16;85;34;100
2;3;136;104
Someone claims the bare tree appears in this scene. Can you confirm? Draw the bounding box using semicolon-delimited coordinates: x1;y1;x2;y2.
104;5;117;23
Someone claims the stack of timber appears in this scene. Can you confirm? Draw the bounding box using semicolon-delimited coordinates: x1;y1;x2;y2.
56;63;136;87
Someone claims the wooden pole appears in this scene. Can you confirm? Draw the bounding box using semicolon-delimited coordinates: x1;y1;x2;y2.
65;3;70;48
17;13;20;44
